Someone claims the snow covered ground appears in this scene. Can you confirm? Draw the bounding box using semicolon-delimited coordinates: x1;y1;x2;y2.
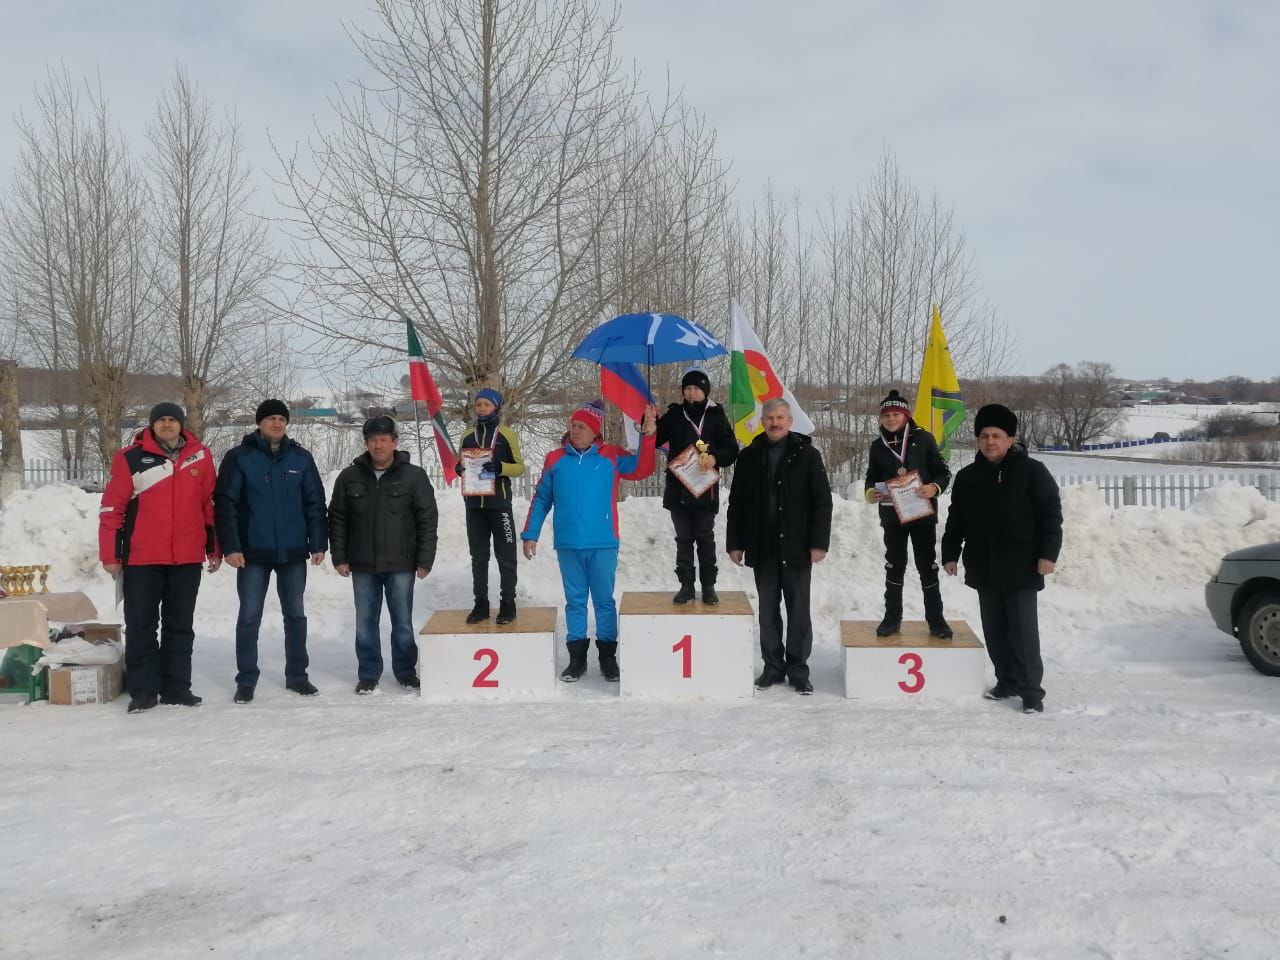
3;480;1280;959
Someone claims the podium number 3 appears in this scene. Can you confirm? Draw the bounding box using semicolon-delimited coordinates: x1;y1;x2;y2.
673;634;692;679
897;652;925;693
473;648;500;688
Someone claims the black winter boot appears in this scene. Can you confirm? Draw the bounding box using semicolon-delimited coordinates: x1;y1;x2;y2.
560;639;590;682
922;581;952;639
597;639;620;682
700;567;719;605
876;579;904;637
466;600;490;624
672;572;696;605
495;599;517;625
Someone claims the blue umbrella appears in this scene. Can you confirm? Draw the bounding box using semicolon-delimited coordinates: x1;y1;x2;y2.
571;312;727;369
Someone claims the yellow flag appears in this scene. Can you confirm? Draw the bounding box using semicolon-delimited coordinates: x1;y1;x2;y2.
913;305;966;459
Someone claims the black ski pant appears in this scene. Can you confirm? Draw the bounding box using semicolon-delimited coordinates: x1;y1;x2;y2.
670;505;717;586
881;522;943;621
466;506;517;604
754;557;813;684
978;587;1044;701
122;563;203;699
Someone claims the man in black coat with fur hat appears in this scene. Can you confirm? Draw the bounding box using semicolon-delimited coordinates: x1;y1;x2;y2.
655;366;739;605
863;389;952;639
942;403;1062;714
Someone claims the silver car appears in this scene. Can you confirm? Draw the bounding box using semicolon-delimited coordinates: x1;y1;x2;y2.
1206;542;1280;676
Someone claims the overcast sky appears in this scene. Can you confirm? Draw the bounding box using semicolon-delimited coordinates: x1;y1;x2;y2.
2;0;1276;382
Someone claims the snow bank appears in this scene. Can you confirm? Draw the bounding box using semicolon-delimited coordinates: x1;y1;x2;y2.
5;482;1280;959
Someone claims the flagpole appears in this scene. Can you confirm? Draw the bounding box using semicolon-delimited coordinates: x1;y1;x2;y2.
412;399;426;468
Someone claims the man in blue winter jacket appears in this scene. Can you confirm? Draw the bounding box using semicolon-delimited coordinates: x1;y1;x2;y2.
522;398;658;682
214;399;328;703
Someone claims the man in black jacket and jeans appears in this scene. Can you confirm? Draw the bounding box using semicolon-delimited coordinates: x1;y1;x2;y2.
942;404;1062;714
328;417;438;694
726;398;833;695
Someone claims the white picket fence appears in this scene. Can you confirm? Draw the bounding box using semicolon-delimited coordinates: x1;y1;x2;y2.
22;459;105;490
1054;471;1280;509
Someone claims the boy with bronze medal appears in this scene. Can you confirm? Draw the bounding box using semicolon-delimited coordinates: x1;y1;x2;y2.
863;390;952;638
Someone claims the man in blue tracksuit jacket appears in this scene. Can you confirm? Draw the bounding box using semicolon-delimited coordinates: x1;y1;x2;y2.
214;399;328;703
521;398;657;683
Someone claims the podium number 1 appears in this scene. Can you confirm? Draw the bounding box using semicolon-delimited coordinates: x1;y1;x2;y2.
473;648;500;688
897;652;925;693
673;634;692;679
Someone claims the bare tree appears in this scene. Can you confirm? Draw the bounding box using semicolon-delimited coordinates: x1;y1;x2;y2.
148;66;275;438
0;357;21;503
722;149;1015;482
274;0;699;424
0;68;152;468
1042;361;1121;450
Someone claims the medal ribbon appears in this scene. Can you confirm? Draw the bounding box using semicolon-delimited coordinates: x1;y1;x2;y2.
881;420;910;472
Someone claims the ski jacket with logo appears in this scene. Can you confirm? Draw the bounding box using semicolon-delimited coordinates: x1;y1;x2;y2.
214;431;328;565
521;435;656;549
457;420;525;511
98;429;219;566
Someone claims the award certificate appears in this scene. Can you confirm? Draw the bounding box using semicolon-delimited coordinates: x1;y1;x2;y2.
667;444;720;498
461;447;497;497
887;469;935;524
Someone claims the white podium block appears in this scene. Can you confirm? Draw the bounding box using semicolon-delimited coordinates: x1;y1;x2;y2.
418;607;558;701
842;620;986;699
618;591;755;699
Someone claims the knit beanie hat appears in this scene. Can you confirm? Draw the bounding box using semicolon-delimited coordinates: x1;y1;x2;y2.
255;399;290;424
149;402;186;429
570;399;605;436
362;415;399;439
879;390;911;415
475;387;503;410
681;367;712;397
973;403;1018;437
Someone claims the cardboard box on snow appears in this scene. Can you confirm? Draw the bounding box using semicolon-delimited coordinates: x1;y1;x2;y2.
48;660;124;705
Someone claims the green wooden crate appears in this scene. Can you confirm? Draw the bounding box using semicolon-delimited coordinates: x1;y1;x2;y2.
0;644;48;703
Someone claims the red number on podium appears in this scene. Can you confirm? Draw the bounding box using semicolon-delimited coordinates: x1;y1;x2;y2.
897;652;925;693
473;648;500;688
673;634;692;679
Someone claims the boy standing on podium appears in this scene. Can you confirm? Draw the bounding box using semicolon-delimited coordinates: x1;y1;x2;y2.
455;388;525;626
863;389;952;640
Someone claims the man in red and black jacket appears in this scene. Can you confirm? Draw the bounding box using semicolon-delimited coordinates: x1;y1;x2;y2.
99;402;222;713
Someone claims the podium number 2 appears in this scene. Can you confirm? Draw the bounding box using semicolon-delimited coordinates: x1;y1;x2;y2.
473;648;500;688
897;652;925;694
673;634;692;679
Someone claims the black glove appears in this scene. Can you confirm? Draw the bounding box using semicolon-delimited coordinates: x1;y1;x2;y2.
453;462;464;477
481;460;501;475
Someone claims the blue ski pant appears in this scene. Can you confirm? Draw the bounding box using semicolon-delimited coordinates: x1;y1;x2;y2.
556;547;619;644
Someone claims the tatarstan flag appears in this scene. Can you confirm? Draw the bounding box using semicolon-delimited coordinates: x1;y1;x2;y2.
727;299;814;445
912;304;966;460
407;319;458;483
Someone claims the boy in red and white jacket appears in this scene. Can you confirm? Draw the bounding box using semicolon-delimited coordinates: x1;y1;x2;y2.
99;402;221;713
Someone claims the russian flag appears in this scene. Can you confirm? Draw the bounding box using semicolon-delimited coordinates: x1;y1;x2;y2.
600;361;653;422
600;361;655;449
